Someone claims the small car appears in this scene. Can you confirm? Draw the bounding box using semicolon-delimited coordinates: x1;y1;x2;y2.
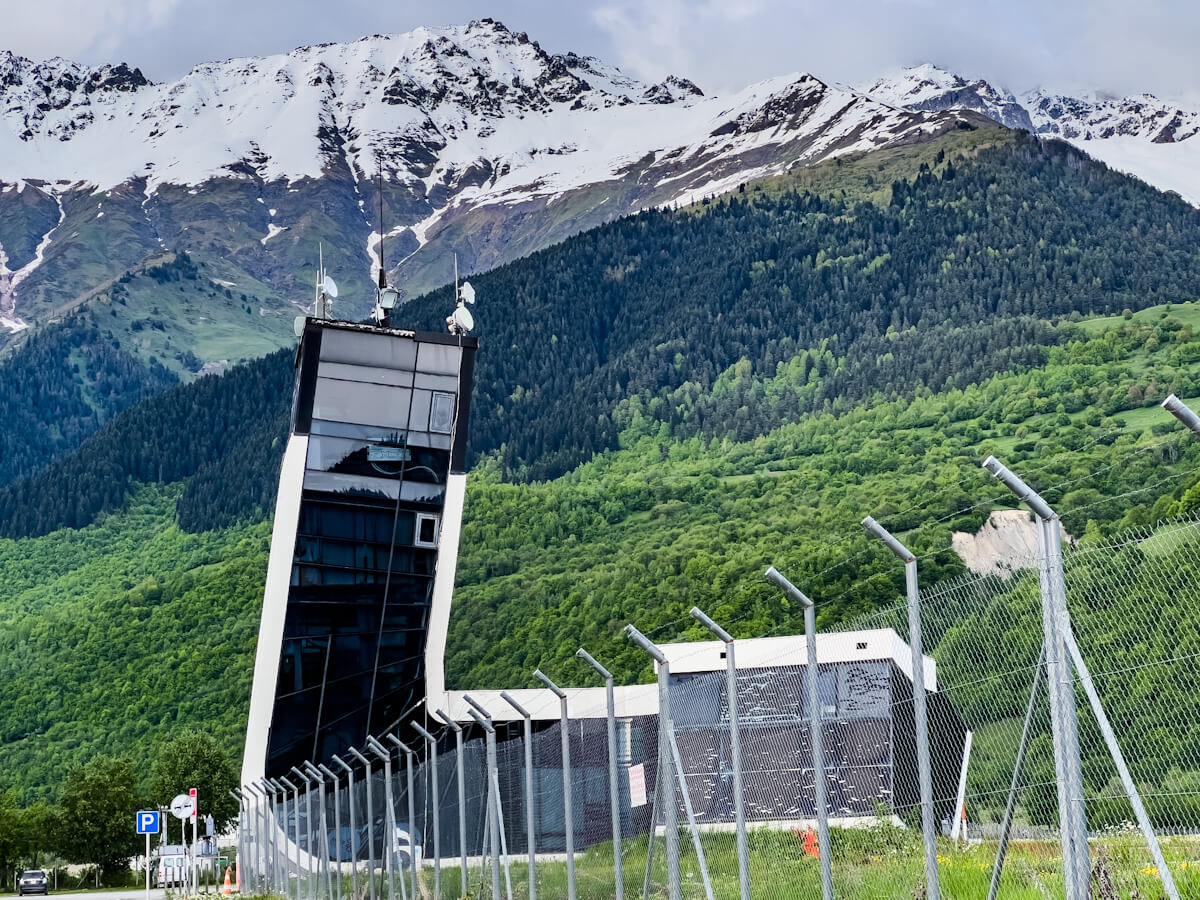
18;870;49;896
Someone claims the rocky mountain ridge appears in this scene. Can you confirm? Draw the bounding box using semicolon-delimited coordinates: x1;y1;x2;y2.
861;63;1200;203
0;20;980;350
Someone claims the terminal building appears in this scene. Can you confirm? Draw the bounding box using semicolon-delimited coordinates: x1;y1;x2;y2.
240;313;966;859
439;629;968;836
242;318;477;784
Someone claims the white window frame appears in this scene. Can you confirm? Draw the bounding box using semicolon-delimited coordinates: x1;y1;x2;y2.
430;391;456;433
415;512;440;548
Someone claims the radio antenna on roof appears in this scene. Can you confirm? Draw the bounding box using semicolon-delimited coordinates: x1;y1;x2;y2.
377;157;386;291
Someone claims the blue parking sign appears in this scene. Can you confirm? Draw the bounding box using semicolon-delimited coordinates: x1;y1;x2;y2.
136;810;160;834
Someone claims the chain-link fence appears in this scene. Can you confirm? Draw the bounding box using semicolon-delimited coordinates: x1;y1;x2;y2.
235;436;1200;900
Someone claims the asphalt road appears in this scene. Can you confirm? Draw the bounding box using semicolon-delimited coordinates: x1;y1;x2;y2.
7;891;167;900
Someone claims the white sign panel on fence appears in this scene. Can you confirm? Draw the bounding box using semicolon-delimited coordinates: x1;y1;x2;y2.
628;762;647;807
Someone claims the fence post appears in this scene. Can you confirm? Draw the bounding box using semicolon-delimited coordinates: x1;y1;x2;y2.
348;748;377;900
387;736;420;900
305;763;334;900
690;607;751;900
332;757;358;900
983;458;1090;900
577;648;626;900
258;781;273;895
291;767;317;900
436;709;470;899
236;786;253;892
1163;393;1200;437
319;765;342;900
500;692;538;900
534;670;577;900
1061;627;1180;900
243;784;262;893
467;708;504;900
267;778;287;896
281;776;304;900
624;626;682;900
862;517;942;900
411;723;442;900
366;739;396;900
765;568;835;900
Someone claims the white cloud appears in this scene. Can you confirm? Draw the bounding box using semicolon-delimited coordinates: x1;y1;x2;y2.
2;0;180;63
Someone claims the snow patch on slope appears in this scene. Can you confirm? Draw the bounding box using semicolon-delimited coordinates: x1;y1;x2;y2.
0;190;64;331
261;223;286;244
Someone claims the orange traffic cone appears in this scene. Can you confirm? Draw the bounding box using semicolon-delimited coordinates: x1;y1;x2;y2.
221;865;233;896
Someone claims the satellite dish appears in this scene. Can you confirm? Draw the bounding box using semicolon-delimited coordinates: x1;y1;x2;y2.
459;281;476;305
294;316;307;337
322;275;339;298
451;305;475;333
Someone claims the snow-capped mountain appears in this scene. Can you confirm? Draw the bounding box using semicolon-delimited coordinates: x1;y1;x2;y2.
860;64;1200;205
861;63;1033;131
0;20;982;342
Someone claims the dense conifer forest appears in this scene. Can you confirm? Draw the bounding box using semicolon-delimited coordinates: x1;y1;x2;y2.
0;318;175;487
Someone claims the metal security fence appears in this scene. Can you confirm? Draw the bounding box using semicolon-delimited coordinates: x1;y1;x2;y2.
233;395;1200;900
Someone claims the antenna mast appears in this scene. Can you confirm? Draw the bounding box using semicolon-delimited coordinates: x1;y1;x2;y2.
377;158;386;291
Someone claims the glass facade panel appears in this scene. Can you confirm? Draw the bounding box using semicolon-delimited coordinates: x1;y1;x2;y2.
416;342;461;375
320;329;418;370
409;389;432;432
312;378;412;430
317;361;413;388
415;372;460;393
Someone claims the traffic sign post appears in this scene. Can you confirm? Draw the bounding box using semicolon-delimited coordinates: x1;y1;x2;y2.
170;793;197;895
189;789;199;897
137;811;161;900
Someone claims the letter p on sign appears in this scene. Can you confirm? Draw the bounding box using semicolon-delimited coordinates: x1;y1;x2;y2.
137;810;160;834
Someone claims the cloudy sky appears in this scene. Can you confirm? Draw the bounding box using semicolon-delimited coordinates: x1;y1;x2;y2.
2;0;1197;101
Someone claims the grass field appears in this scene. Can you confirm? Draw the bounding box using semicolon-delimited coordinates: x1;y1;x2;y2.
250;826;1200;900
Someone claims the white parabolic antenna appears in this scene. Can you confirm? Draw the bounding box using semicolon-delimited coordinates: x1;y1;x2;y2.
459;281;476;305
451;306;475;332
322;275;339;298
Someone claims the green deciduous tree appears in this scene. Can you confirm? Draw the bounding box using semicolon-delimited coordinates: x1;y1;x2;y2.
150;730;239;833
53;755;141;877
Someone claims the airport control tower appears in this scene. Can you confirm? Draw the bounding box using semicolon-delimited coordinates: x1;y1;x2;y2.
241;313;477;784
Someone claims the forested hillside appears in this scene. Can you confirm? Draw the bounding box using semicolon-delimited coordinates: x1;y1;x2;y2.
0;316;175;487
0;347;290;537
0;486;267;800
2;126;1200;799
397;130;1200;479
3;306;1200;801
446;310;1200;687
